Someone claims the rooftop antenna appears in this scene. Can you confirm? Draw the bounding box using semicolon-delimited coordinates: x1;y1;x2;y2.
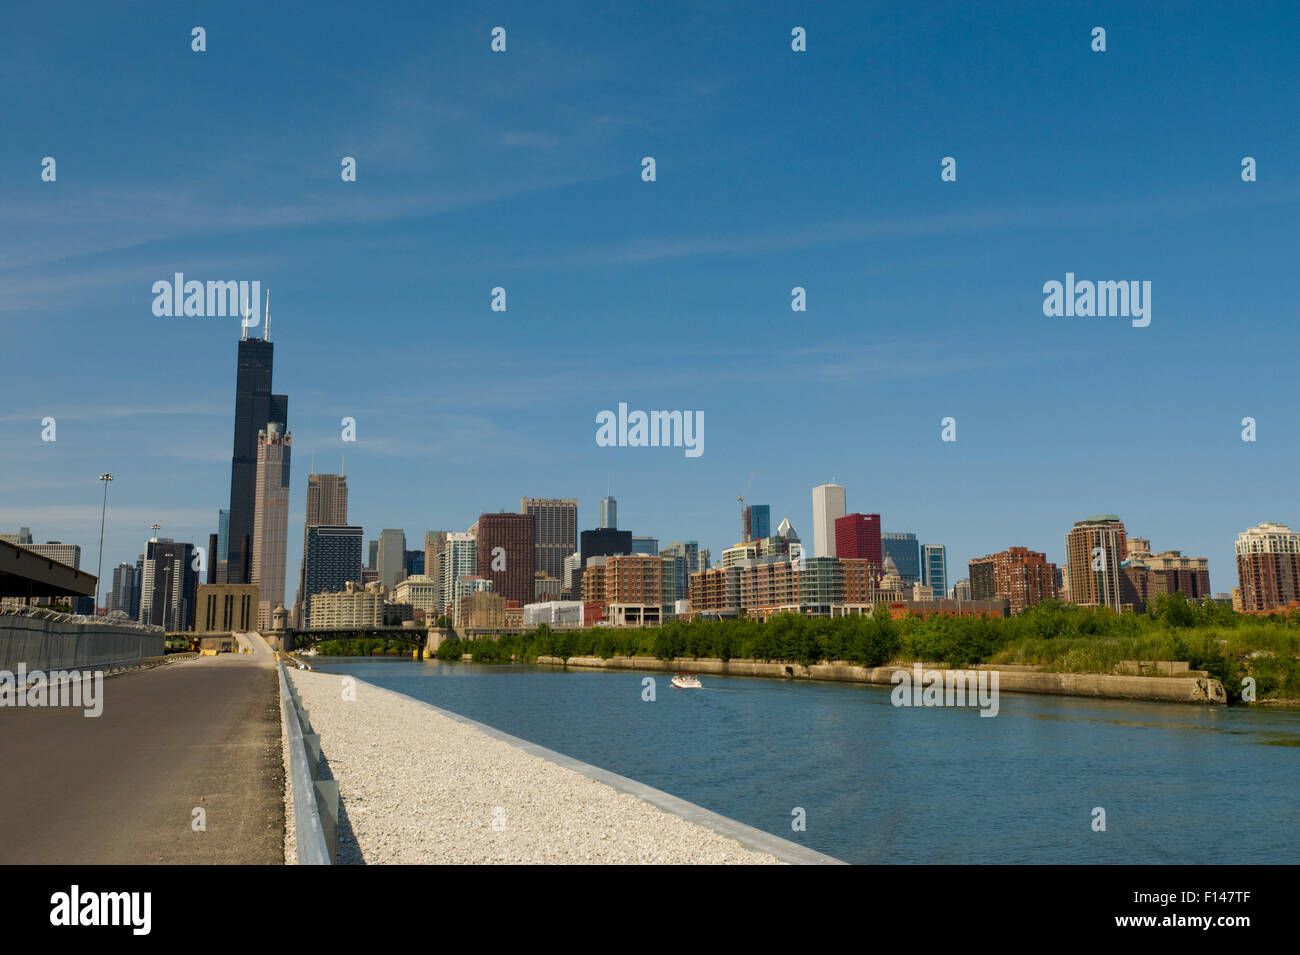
263;288;270;341
341;453;345;476
311;452;315;476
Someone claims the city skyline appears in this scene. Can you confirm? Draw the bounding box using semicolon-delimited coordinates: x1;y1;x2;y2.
3;2;1297;605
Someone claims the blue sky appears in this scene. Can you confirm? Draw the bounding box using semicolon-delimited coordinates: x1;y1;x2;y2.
2;0;1296;598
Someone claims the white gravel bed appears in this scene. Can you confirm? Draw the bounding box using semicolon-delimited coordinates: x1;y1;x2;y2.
285;669;782;865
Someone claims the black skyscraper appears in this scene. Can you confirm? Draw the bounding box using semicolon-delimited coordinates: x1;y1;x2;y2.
226;334;287;585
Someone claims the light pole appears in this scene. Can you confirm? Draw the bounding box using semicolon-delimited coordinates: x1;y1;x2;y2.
95;473;114;615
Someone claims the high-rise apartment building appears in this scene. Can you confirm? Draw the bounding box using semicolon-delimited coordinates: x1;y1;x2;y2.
424;531;448;584
252;423;291;628
921;544;948;600
1065;516;1128;611
562;551;583;598
521;497;578;583
475;513;535;607
835;513;882;565
1120;538;1212;612
600;493;618;530
302;525;363;623
659;541;701;600
811;483;846;558
1235;522;1300;612
226;330;288;586
376;529;407;589
438;532;478;616
969;547;1059;615
881;533;921;584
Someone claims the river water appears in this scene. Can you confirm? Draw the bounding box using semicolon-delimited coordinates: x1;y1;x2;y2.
312;658;1299;864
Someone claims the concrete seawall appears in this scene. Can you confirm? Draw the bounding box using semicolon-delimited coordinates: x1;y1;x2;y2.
0;612;165;672
537;656;1227;705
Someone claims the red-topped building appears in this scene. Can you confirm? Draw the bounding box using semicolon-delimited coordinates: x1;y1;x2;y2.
835;513;882;564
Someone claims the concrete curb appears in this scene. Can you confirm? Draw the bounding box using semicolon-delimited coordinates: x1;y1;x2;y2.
350;675;845;865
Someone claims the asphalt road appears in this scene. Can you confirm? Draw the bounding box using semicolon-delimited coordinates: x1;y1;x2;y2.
0;653;284;864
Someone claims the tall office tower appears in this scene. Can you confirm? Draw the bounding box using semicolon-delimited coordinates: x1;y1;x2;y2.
811;483;846;558
306;473;349;526
835;513;883;564
969;547;1058;615
475;513;535;607
438;532;478;616
882;533;922;584
252;423;292;629
207;533;219;584
600;492;617;530
424;531;448;582
376;529;407;589
1;537;82;568
109;562;139;616
367;540;378;571
921;544;948;599
404;549;424;576
1235;522;1300;612
302;525;363;623
216;508;230;581
580;526;633;574
632;536;659;555
1065;515;1128;611
225;323;287;586
742;504;771;543
521;497;578;582
952;578;973;601
295;471;349;611
139;537;197;631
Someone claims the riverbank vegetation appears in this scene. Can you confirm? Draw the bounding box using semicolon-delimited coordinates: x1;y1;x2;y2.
433;595;1300;702
315;637;413;656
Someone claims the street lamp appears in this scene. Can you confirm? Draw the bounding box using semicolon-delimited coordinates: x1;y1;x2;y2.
95;473;114;615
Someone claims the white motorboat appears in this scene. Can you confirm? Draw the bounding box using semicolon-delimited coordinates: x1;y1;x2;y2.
671;673;702;689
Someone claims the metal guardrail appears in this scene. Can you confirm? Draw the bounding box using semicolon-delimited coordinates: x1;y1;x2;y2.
278;660;337;865
0;605;164;632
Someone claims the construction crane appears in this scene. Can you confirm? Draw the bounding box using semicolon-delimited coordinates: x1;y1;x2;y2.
738;471;755;541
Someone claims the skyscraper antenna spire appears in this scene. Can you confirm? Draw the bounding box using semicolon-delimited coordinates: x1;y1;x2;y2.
263;288;270;341
311;452;315;476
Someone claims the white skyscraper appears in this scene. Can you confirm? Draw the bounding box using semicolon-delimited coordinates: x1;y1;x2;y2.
811;483;846;558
